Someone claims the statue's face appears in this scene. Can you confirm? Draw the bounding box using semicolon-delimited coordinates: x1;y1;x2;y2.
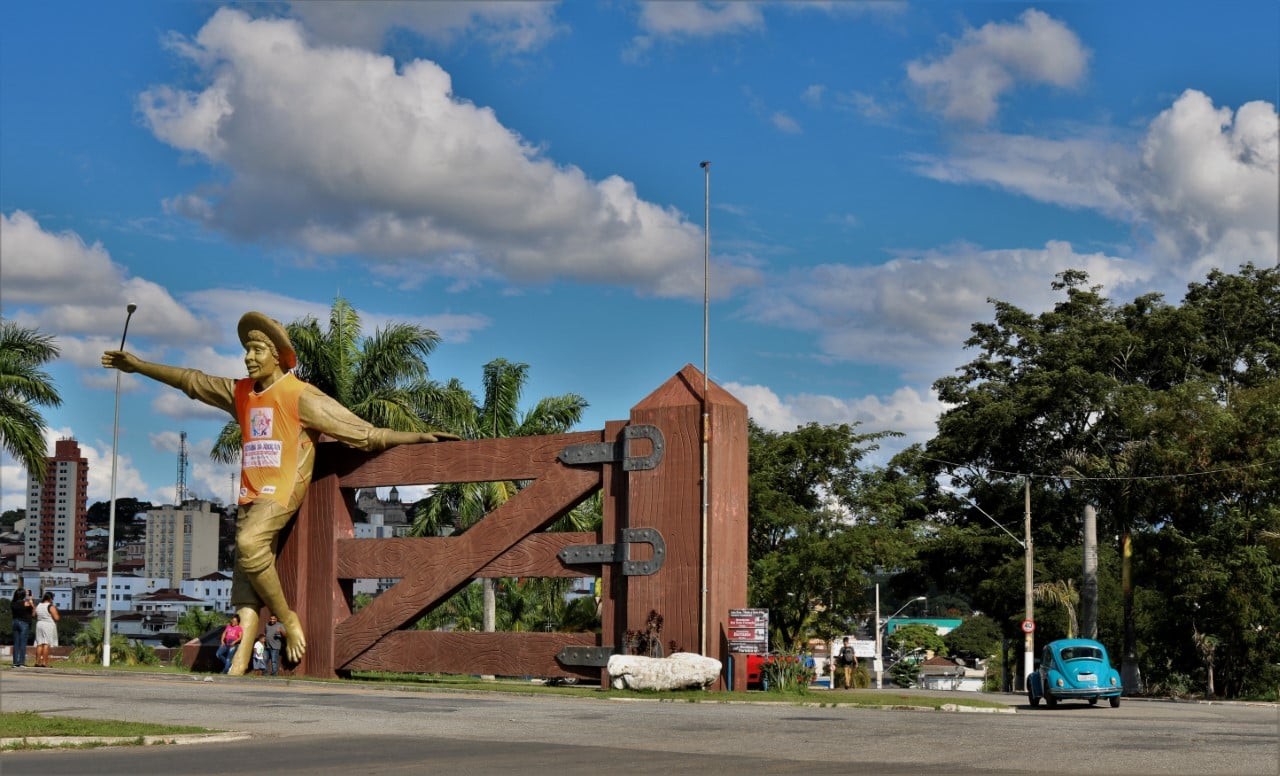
244;339;280;380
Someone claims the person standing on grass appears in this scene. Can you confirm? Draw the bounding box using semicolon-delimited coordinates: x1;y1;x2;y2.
10;588;34;667
33;592;59;668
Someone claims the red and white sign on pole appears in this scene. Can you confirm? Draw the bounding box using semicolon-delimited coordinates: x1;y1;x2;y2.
1021;619;1036;634
728;608;769;654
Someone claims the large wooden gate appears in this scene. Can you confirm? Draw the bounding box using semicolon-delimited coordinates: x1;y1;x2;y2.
276;365;749;689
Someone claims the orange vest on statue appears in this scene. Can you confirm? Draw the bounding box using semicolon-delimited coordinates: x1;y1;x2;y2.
234;374;310;508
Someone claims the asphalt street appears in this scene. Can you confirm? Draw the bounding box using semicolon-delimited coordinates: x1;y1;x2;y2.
1;671;1277;775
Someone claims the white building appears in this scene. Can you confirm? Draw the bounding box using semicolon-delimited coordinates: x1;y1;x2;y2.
95;574;169;612
180;572;233;613
133;589;212;614
144;500;221;583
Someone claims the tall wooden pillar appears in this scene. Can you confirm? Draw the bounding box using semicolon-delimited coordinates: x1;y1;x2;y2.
625;364;748;689
280;456;355;678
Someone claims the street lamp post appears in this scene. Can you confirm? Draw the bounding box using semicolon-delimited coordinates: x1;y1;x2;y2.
943;484;1032;691
877;593;926;689
104;302;137;667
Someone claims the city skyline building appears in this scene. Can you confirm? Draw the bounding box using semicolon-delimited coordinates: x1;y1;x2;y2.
23;438;90;570
143;500;221;584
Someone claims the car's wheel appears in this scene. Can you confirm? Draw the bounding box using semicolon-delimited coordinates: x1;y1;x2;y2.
1088;698;1098;706
1028;691;1040;707
1109;695;1120;708
1044;692;1058;708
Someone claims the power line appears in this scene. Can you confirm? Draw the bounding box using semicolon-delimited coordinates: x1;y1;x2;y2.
916;454;1280;483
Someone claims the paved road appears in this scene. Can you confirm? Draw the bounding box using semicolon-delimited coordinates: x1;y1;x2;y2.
2;671;1277;775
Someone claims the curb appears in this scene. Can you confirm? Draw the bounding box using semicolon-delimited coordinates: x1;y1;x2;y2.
1;732;252;749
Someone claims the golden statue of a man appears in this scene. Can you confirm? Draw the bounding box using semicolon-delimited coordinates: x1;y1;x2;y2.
102;311;456;675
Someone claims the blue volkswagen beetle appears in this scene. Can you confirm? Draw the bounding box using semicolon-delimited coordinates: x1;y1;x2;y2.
1027;638;1122;708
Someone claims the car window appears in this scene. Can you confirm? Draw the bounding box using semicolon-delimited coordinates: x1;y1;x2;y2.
1059;646;1103;661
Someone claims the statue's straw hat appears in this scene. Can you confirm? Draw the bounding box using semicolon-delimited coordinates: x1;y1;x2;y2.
237;312;297;370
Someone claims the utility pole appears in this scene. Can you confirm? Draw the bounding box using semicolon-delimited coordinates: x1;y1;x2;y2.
1023;477;1034;692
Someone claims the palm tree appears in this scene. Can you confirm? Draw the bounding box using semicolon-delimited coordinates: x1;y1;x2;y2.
212;297;468;461
1034;579;1080;639
70;617;158;665
0;319;62;481
411;358;587;632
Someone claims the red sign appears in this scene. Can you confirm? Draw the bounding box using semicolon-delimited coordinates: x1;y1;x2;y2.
1021;619;1036;633
728;608;769;654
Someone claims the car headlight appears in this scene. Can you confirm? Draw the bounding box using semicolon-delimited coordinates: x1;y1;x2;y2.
1056;678;1064;687
1110;676;1117;686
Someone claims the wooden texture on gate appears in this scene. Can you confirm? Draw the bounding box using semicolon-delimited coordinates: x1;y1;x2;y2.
279;366;748;688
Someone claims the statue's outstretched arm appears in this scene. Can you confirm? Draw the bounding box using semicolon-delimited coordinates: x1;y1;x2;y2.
102;350;236;415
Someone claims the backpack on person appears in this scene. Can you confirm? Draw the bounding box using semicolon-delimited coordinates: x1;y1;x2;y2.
840;645;856;665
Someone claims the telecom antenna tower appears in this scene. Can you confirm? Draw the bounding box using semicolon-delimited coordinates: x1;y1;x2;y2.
176;430;189;505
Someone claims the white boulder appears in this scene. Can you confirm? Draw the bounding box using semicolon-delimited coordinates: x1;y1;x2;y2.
607;652;723;691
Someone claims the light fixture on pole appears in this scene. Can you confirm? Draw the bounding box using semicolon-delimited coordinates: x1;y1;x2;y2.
878;595;927;690
698;160;711;658
103;302;137;667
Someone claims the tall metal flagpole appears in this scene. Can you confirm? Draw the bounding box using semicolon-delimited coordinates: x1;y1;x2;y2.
699;160;710;657
103;303;137;667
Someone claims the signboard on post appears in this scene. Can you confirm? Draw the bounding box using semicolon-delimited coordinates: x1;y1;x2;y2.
728;608;769;654
1021;619;1036;634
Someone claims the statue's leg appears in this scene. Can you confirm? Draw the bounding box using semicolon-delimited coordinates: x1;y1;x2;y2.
236;501;308;664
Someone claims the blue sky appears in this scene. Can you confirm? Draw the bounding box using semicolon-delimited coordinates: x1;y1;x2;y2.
2;1;1277;511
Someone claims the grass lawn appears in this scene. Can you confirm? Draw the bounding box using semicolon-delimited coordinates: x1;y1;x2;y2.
0;711;216;741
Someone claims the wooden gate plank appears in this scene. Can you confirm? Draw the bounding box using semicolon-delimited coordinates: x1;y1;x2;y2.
323;432;601;486
345;631;600;679
332;462;601;668
336;532;600;578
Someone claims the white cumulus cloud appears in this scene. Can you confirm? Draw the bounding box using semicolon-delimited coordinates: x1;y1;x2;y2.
906;8;1089;125
746;241;1152;374
910;90;1279;276
139;9;757;299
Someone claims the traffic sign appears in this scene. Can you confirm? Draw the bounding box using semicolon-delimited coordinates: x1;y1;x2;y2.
1021;619;1035;633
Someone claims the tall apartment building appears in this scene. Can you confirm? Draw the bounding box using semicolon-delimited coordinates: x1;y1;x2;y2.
23;438;90;570
144;500;220;583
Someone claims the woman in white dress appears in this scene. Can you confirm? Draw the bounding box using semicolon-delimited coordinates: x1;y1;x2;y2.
33;592;59;668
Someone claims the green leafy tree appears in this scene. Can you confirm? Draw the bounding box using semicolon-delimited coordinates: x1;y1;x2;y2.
943;615;1002;661
1;508;24;530
918;264;1280;698
212;297;468;461
887;623;946;656
0;319;62;481
747;420;913;649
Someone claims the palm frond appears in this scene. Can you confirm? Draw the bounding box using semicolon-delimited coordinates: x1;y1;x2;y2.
210;420;244;464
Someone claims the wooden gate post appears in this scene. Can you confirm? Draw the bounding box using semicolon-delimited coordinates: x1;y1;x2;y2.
622;364;748;690
279;461;355;678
